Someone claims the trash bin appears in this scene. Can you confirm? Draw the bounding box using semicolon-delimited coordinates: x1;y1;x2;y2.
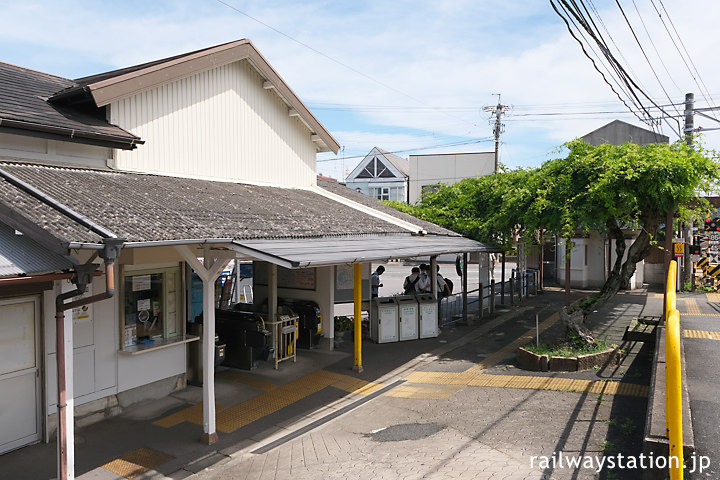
370;297;398;343
396;295;419;341
417;294;439;338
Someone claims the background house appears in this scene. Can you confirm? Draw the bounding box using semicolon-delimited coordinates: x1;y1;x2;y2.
345;147;409;201
408;151;494;204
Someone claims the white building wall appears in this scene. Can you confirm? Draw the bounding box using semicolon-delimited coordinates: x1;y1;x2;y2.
557;233;643;290
44;275;119;416
345;178;406;202
0;133;111;169
408;152;494;204
109;60;317;187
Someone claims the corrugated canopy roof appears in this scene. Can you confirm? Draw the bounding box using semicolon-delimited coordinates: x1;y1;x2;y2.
232;235;500;269
0;223;74;277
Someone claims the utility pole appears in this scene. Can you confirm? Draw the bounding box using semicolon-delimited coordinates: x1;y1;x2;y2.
683;93;694;289
483;95;510;173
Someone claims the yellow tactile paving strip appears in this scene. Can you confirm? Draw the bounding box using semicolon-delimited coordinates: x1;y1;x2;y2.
398;307;648;400
153;369;383;433
682;298;701;315
684;329;720;340
153;402;228;428
215;370;278;391
706;293;720;303
405;371;647;397
102;447;174;479
385;384;462;399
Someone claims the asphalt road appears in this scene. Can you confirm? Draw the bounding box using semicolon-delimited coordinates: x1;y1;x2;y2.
681;295;720;479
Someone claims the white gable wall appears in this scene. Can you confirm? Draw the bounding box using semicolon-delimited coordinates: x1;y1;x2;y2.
0;133;111;169
109;60;317;187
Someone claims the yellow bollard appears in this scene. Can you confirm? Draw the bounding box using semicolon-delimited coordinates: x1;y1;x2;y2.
353;263;363;372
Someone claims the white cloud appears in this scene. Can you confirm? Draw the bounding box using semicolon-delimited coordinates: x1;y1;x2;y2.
3;0;720;167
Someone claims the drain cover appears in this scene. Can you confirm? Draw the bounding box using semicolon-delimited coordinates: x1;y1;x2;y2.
367;423;445;442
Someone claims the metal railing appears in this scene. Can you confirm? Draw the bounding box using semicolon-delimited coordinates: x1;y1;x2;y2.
439;270;541;326
268;315;298;369
665;260;683;479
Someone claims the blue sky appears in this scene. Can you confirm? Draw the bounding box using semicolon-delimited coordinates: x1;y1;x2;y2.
2;0;719;181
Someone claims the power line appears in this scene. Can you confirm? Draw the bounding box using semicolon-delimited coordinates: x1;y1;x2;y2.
550;0;649;124
629;0;683;95
615;0;681;118
317;138;495;163
550;0;682;138
651;0;720;122
214;0;482;131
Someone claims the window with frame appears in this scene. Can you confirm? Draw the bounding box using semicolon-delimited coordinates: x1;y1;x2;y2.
123;267;181;348
373;187;390;200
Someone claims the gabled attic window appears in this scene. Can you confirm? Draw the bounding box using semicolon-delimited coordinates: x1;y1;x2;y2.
357;156;394;179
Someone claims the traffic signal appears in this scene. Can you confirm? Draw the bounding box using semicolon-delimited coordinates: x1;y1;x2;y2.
704;218;720;231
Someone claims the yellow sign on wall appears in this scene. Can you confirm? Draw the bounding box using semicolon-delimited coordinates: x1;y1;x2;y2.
674;243;684;257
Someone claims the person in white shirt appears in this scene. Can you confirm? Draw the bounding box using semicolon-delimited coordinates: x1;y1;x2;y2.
418;264;431;293
371;265;385;298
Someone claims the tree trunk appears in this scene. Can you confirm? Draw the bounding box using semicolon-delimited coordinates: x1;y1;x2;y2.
562;214;659;343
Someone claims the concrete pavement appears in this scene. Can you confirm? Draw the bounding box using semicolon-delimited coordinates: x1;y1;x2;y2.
1;283;679;480
187;288;656;480
678;293;720;480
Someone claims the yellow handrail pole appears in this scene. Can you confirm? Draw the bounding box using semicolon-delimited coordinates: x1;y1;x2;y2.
666;260;677;320
353;263;363;373
666;308;683;480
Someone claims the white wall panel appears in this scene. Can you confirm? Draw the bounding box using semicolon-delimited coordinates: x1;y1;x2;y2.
110;61;317;187
0;133;110;169
117;345;185;392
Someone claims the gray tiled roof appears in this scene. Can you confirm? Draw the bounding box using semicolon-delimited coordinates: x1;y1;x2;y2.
0;162;414;244
0;62;140;145
317;178;456;236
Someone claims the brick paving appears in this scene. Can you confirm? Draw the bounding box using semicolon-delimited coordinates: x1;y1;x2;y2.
191;289;658;480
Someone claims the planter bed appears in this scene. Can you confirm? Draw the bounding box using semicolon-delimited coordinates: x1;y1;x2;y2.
517;346;620;372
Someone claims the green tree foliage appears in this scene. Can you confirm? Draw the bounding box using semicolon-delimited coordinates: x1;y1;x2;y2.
387;140;719;313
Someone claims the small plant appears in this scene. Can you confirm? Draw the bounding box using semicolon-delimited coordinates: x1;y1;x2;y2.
600;439;616;452
334;315;353;332
621;418;635;436
596;393;606;405
603;418;618;426
682;281;693;292
524;334;612;358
